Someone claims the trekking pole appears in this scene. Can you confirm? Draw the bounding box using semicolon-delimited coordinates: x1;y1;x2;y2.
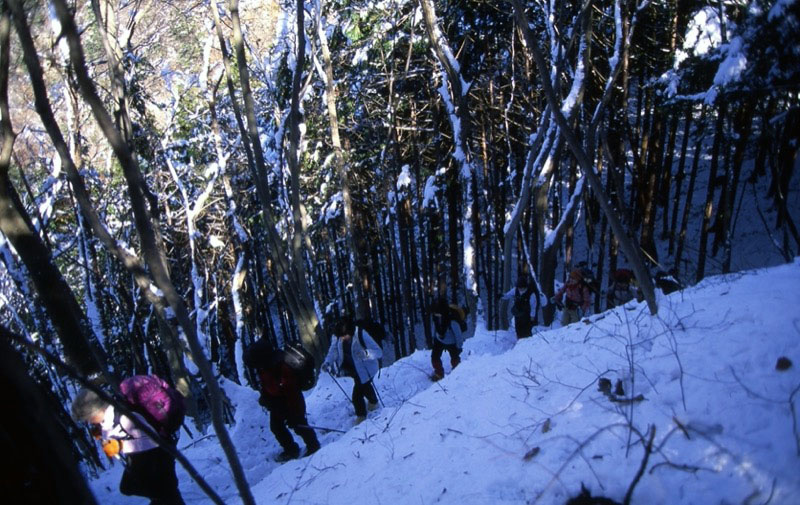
297;423;347;434
374;383;385;408
327;370;351;403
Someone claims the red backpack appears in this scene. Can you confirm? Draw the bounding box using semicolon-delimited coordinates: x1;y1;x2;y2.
120;375;186;437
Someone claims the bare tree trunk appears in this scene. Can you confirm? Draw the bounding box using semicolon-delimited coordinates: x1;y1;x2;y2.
0;328;99;505
418;0;478;315
88;0;192;398
312;2;367;317
676;106;707;274
772;107;800;253
640;91;663;264
697;101;726;283
669;104;693;254
0;5;105;378
720;101;755;272
47;2;256;503
227;0;323;361
512;0;658;314
660;111;680;239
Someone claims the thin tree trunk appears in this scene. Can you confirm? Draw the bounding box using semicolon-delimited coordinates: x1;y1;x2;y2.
313;2;367;317
512;0;658;314
676;106;707;274
418;0;478;313
720;101;755;272
669;104;693;254
660;110;680;239
47;3;255;503
227;0;323;361
696;101;726;283
1;4;105;379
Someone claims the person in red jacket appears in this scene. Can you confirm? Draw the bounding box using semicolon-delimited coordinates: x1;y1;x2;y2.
251;344;320;462
553;269;593;326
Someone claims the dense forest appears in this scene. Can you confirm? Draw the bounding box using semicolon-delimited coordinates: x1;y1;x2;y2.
0;0;797;501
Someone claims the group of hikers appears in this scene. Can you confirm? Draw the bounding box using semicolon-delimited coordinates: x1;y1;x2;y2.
70;265;679;504
509;265;683;337
69;294;468;504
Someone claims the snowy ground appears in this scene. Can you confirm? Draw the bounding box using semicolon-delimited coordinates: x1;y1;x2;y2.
91;259;800;504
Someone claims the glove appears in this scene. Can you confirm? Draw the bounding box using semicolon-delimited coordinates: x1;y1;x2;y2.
102;439;122;458
89;424;102;440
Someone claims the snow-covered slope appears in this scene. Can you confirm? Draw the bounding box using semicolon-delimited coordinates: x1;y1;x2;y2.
93;259;800;504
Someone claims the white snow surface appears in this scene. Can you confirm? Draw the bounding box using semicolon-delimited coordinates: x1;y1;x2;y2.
90;260;800;504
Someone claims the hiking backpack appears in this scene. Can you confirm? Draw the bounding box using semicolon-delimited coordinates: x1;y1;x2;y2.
119;375;186;437
511;289;530;318
613;268;634;284
243;338;277;369
448;304;468;332
354;319;386;346
578;266;599;294
282;342;317;391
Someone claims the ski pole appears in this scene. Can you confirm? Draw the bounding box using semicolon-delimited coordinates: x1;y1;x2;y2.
327;370;351;402
374;383;385;408
297;423;347;434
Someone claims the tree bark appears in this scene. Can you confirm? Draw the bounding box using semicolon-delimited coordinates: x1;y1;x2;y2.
0;5;104;378
696;101;726;283
513;0;658;314
46;2;256;503
227;0;324;361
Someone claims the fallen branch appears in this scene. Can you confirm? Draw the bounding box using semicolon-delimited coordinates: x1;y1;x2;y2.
623;425;655;505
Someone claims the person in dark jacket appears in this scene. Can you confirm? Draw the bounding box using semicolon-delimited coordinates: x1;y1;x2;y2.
71;388;185;505
507;276;537;338
429;296;466;381
607;268;637;308
323;316;383;423
249;342;320;462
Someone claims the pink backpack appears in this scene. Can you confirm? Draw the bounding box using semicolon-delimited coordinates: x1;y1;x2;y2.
120;375;186;437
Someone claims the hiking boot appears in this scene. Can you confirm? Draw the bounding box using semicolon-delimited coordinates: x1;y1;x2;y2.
275;446;300;462
430;371;444;381
305;441;321;456
354;415;366;425
367;401;379;412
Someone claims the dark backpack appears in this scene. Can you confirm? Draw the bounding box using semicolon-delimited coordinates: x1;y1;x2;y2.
282;342;317;391
354;319;386;346
243;338;276;368
512;289;530;318
119;375;186;437
613;268;634;284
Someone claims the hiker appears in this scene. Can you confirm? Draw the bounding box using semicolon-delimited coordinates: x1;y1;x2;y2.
71;387;185;505
323;316;383;422
552;268;593;326
246;340;320;462
507;276;537;338
607;268;637;308
429;296;466;380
